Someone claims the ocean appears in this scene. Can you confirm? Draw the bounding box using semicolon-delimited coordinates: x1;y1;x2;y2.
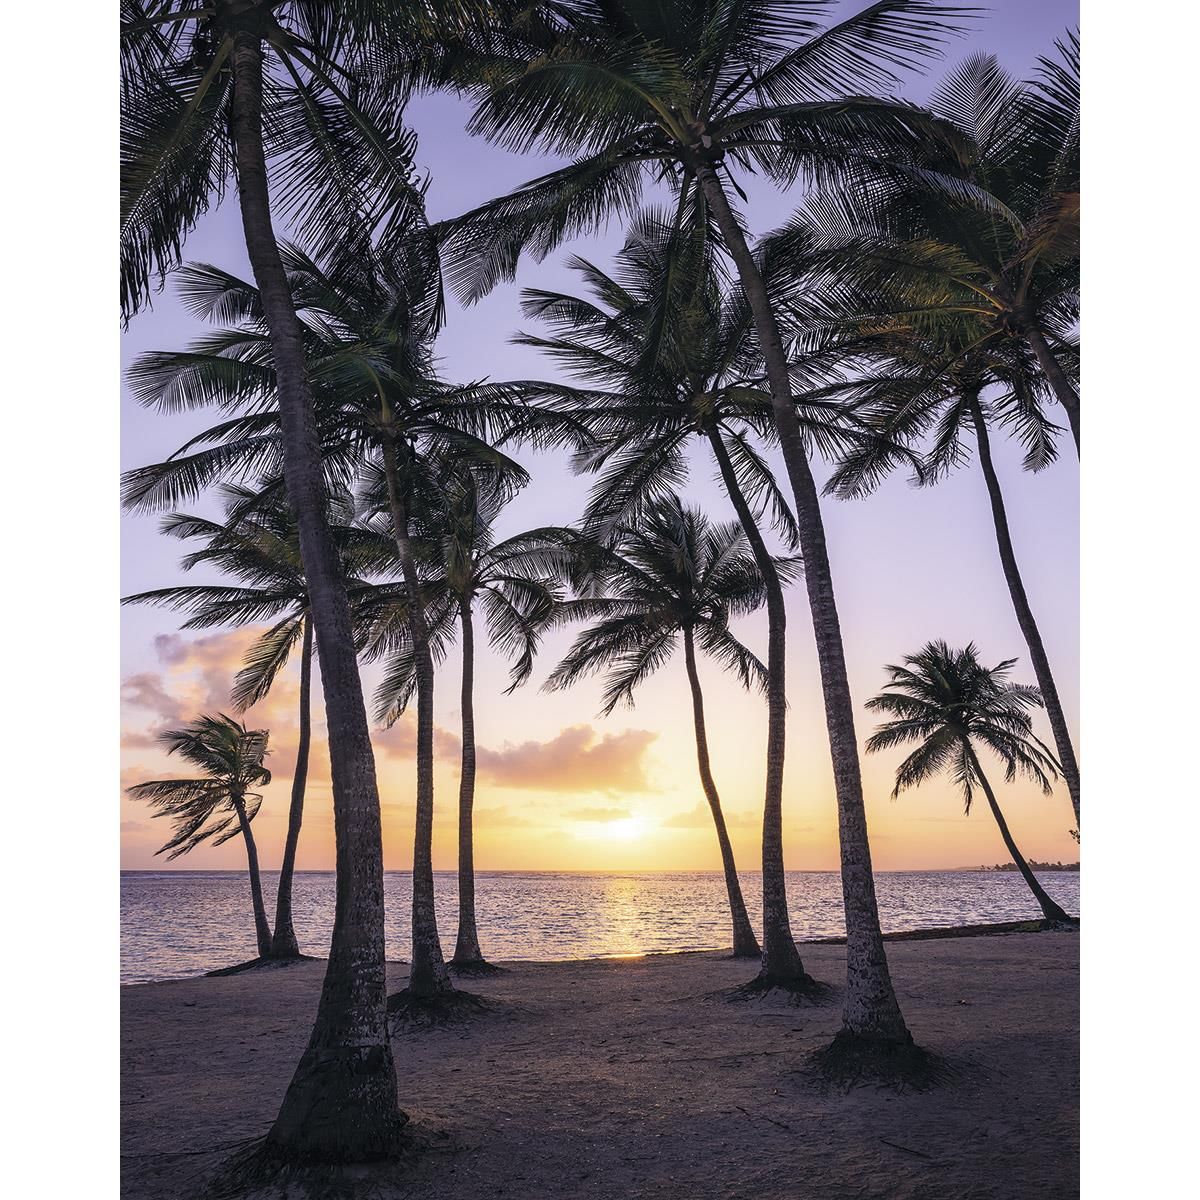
120;868;1079;983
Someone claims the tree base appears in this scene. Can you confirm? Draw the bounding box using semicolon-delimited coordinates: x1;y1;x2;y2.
727;971;835;1005
203;954;317;978
207;1122;443;1198
729;945;763;960
448;958;507;977
809;1030;951;1093
387;987;489;1029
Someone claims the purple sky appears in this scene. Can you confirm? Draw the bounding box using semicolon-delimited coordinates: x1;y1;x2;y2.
121;1;1080;871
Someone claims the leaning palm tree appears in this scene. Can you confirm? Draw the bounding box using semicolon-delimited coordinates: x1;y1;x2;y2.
127;714;274;956
865;640;1072;923
507;214;882;986
363;470;573;973
436;0;969;1052
545;495;800;964
121;0;436;1153
122;485;394;959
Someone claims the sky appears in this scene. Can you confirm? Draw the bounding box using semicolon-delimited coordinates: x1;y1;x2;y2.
120;0;1080;874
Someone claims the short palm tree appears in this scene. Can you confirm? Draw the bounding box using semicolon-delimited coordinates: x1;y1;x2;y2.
121;0;434;1152
436;0;971;1047
127;714;274;955
122;485;393;959
361;470;573;972
865;641;1071;923
545;494;802;965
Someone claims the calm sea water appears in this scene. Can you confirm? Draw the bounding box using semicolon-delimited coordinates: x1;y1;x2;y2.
120;869;1079;984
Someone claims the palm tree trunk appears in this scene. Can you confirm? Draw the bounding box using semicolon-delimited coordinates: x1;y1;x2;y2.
1022;325;1080;454
695;160;908;1040
682;625;761;958
230;32;405;1160
707;427;806;982
969;396;1081;829
451;599;485;965
381;435;452;998
232;793;272;957
269;616;312;959
964;744;1072;923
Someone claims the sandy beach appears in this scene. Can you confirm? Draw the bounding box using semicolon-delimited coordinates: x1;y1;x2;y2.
121;930;1077;1199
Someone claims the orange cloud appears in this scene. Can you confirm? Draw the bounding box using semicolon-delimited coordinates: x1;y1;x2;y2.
475;725;658;794
661;802;756;829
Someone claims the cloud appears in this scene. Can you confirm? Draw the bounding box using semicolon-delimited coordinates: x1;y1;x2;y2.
662;802;757;830
474;806;536;829
120;820;149;833
565;806;633;823
475;725;657;794
121;673;185;722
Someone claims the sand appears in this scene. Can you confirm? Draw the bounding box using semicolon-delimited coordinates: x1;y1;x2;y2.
121;931;1078;1199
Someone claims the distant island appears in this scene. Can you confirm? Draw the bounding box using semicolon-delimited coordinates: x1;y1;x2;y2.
979;861;1080;872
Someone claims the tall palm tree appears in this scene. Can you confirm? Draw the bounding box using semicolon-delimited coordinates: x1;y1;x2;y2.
507;215;877;985
865;640;1072;923
771;40;1080;449
435;0;968;1049
122;485;394;959
362;470;573;971
128;714;274;956
121;0;438;1153
545;496;800;962
123;245;581;1004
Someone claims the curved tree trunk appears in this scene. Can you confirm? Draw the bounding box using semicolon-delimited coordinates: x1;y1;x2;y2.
231;32;405;1160
681;625;761;958
269;615;312;959
707;427;807;982
695;160;908;1041
964;744;1072;923
452;599;486;965
969;396;1081;829
1023;325;1080;454
232;792;272;958
381;436;452;998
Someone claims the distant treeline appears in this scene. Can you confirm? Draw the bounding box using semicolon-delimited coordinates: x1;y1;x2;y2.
981;861;1080;873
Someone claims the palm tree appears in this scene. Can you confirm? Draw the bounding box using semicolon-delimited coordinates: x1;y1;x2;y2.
771;40;1080;449
362;470;573;972
121;0;437;1153
435;0;967;1048
545;495;800;962
123;245;580;1005
801;327;1081;834
122;485;394;959
128;714;274;956
865;640;1072;923
507;215;878;985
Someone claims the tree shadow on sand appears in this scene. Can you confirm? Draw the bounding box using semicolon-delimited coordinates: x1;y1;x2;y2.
204;955;319;978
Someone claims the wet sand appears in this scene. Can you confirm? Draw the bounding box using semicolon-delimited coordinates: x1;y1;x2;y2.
121;931;1078;1199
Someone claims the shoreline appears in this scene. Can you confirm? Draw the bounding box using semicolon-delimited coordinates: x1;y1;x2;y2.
121;917;1078;988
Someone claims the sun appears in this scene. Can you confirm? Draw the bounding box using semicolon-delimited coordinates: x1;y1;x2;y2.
604;816;647;841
